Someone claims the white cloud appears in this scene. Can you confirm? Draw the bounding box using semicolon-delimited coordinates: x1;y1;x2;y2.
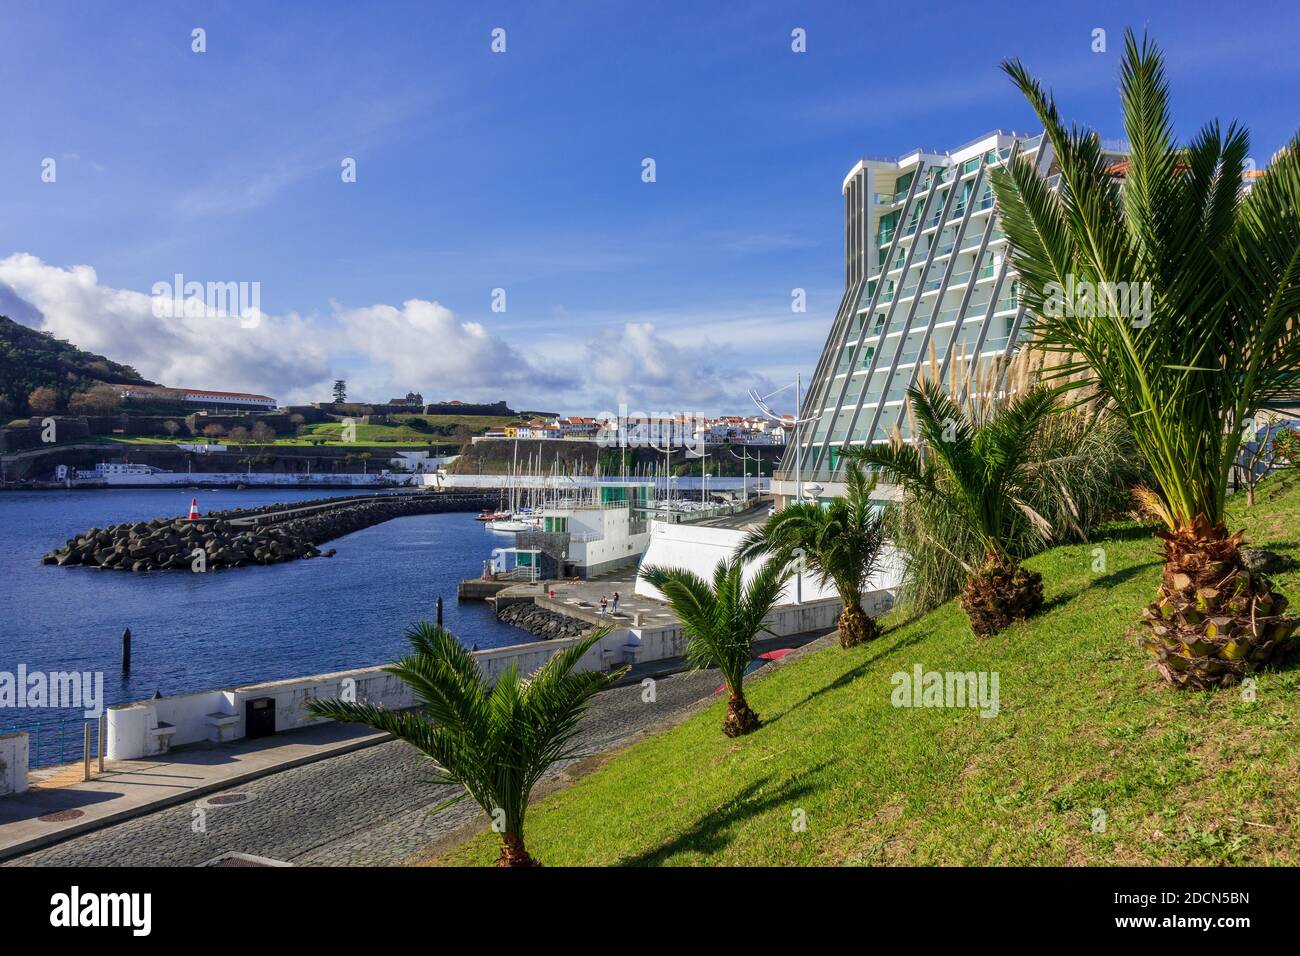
334;298;570;401
0;255;807;414
582;322;777;413
0;254;564;407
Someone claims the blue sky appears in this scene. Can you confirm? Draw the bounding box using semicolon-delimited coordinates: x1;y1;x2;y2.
1;0;1296;413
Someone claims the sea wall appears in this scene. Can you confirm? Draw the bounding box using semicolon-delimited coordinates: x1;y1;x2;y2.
106;632;629;761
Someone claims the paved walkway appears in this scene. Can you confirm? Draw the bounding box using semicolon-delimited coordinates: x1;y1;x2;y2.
2;628;831;867
0;665;743;868
0;721;390;861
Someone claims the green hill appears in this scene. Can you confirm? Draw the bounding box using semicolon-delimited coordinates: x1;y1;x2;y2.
436;472;1300;866
0;314;153;416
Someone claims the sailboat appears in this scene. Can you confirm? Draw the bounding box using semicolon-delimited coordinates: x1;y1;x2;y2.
484;440;541;532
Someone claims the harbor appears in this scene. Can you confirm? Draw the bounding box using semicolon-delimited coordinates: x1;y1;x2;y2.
0;488;547;756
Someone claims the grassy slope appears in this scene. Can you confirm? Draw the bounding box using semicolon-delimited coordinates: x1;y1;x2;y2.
91;413;515;446
438;472;1300;866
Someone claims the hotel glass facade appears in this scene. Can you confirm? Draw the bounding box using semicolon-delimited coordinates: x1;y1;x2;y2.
773;130;1129;503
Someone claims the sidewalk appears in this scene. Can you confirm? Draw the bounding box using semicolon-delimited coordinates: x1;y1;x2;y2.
0;720;389;862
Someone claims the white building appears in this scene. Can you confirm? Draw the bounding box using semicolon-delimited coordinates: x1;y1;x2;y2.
773;130;1128;505
80;462;167;478
117;385;277;411
491;483;655;579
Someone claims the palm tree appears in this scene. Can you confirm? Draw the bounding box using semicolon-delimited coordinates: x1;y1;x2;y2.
739;459;890;648
641;554;790;737
849;380;1058;637
307;622;625;866
988;31;1300;687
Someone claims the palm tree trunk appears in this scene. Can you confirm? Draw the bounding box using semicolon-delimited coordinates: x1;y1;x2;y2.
960;551;1044;637
497;832;537;867
722;690;760;737
1142;516;1296;689
837;600;879;649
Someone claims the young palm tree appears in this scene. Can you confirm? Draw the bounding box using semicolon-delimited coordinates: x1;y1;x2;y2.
641;554;790;737
307;622;625;866
989;31;1300;687
849;380;1058;637
738;460;890;648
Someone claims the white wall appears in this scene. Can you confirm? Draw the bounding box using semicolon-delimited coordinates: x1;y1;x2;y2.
106;632;630;762
0;733;29;796
634;519;904;606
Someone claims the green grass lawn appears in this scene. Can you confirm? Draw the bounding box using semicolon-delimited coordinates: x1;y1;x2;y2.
95;434;448;449
435;471;1300;866
74;413;513;447
302;422;443;444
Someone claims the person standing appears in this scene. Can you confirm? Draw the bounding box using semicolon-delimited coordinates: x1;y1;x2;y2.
612;591;620;614
599;595;608;617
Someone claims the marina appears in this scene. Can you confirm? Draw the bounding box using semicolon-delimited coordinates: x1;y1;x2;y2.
0;488;542;743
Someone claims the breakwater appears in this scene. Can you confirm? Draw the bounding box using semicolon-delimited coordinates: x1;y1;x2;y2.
41;492;497;572
496;602;594;639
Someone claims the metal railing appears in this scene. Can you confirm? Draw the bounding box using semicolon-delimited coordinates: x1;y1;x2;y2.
1;717;101;770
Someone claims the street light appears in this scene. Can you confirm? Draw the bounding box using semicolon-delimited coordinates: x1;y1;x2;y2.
728;444;755;502
696;448;711;504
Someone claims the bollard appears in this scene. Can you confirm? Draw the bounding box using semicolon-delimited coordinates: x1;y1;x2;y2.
83;723;92;781
98;714;105;773
121;628;132;673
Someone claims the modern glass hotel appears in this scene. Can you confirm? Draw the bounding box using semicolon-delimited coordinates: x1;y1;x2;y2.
772;130;1127;505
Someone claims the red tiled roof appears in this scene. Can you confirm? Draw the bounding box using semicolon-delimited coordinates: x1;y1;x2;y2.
121;384;275;402
179;388;276;401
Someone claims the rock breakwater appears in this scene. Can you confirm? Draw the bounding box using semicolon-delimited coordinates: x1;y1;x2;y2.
43;492;496;572
496;602;593;639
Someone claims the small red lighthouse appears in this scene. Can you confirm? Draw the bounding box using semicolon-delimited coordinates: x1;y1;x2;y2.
187;498;201;521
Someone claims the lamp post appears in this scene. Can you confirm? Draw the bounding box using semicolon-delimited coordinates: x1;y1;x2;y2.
729;444;758;501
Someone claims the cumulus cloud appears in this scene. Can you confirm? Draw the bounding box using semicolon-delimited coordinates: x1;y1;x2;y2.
0;253;331;403
0;255;791;413
583;321;776;413
0;254;565;407
335;299;569;401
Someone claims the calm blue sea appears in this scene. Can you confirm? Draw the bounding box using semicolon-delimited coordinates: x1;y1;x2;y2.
0;489;528;746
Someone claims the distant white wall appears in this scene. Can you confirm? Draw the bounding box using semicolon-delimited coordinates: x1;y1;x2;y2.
432;474;766;492
74;472;404;487
0;733;29;796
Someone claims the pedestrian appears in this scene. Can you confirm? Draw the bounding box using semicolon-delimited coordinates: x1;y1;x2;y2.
612;591;620;614
599;595;608;617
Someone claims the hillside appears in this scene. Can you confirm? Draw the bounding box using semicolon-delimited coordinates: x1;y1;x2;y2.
435;472;1300;866
0;314;153;416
